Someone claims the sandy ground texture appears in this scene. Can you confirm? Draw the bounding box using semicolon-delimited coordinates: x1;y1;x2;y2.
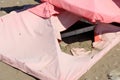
0;0;120;80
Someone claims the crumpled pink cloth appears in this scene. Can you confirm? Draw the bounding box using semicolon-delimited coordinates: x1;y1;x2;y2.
29;3;80;39
29;2;62;18
40;0;120;23
0;9;120;80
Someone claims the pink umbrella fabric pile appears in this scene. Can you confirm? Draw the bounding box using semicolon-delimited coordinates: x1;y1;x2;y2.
40;0;120;23
0;0;120;80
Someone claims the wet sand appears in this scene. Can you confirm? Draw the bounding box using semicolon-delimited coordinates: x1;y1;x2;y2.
0;0;120;80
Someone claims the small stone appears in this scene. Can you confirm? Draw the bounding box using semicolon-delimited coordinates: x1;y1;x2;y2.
16;2;20;5
108;69;120;80
95;76;99;80
116;48;120;51
0;0;4;3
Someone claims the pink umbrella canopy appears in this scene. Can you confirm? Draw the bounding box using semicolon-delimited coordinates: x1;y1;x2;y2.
41;0;120;23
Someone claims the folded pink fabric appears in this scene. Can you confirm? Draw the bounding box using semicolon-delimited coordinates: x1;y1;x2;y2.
29;3;79;39
1;1;120;80
0;4;120;80
29;2;62;18
41;0;120;23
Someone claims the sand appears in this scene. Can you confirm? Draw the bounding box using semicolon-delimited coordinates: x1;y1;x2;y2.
0;0;120;80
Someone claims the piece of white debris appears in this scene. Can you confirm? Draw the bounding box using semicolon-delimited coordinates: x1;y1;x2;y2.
108;69;120;80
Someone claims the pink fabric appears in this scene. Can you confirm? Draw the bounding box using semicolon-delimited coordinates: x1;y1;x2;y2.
1;1;120;80
41;0;120;23
93;23;120;49
29;2;63;18
50;11;79;39
29;3;79;39
0;10;120;80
